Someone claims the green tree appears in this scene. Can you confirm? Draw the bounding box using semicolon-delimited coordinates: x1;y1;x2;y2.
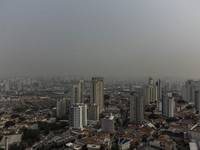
19;117;26;122
148;113;156;119
100;144;106;150
11;114;20;118
142;137;147;142
186;105;193;109
4;121;15;128
111;144;119;150
116;118;121;125
104;101;110;107
49;122;60;130
22;129;40;147
13;107;26;113
128;142;134;150
104;94;110;100
179;147;187;150
166;117;178;123
20;141;29;149
38;121;49;135
120;108;125;114
9;144;20;150
196;110;199;114
155;123;160;128
152;133;159;138
38;145;49;150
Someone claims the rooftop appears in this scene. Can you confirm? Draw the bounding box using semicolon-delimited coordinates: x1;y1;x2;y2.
119;138;131;145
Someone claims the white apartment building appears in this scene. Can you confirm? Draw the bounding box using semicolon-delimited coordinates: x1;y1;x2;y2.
69;103;87;130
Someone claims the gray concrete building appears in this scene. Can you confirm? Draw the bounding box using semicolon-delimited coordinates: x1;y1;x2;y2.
90;77;104;113
130;92;144;123
101;113;114;133
162;93;175;118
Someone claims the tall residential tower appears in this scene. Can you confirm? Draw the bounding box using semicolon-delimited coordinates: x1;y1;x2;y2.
69;103;87;130
143;77;157;104
130;92;144;123
162;93;175;118
71;80;84;106
90;77;104;113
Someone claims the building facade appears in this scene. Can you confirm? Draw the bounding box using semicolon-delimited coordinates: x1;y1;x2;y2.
162;93;175;118
143;77;157;104
88;104;99;121
130;92;144;123
156;101;162;112
182;80;200;102
101;113;114;133
156;79;162;100
56;99;67;117
195;91;200;113
71;80;84;106
90;77;104;113
78;80;84;103
69;103;87;130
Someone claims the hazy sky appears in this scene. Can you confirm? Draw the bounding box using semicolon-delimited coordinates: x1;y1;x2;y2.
0;0;200;79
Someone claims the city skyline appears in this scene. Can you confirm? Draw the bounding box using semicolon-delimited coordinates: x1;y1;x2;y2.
1;1;200;79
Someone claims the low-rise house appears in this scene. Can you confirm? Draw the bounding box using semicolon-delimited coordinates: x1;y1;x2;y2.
168;124;184;133
150;118;166;124
82;136;110;146
98;131;111;138
149;137;176;150
138;127;154;137
87;143;101;150
122;134;140;147
46;118;56;124
118;138;132;150
66;142;82;150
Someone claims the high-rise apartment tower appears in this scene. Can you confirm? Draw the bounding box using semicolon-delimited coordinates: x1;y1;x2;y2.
162;93;175;118
130;92;144;123
71;80;84;106
90;77;104;113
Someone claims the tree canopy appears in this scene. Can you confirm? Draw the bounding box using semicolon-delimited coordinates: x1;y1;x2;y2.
4;121;15;128
22;128;40;147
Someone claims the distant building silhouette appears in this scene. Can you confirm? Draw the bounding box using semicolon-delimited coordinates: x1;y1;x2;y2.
182;80;200;102
143;77;157;104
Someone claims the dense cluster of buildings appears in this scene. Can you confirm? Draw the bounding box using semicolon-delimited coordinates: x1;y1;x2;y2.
1;76;200;150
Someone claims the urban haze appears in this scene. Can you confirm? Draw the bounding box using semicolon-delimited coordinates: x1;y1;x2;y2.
1;1;200;150
0;0;200;79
